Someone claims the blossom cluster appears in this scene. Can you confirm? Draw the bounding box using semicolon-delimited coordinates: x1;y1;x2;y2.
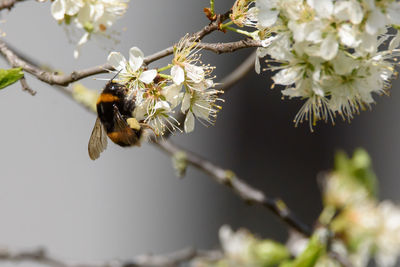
191;149;400;267
107;36;222;136
191;225;290;267
50;0;129;58
232;0;400;130
321;149;400;267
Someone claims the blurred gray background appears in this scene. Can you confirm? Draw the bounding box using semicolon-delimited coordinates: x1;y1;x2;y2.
0;0;399;264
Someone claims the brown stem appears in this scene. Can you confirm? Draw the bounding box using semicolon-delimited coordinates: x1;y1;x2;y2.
0;0;25;10
19;76;36;95
0;247;222;267
197;39;261;54
0;38;260;88
155;139;312;236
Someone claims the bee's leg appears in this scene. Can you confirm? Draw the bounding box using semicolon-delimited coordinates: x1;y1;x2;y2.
140;123;158;136
123;99;136;115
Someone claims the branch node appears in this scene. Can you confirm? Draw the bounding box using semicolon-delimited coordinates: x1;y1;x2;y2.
204;7;217;21
20;76;36;96
70;71;78;81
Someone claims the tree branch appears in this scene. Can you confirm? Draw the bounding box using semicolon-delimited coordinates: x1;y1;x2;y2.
0;7;308;236
197;39;261;54
0;38;259;88
0;10;258;89
154;139;313;236
19;76;36;95
0;39;111;86
0;247;222;267
0;37;308;236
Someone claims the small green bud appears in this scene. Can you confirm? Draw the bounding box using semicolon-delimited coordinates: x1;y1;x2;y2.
83;21;94;33
64;15;72;25
225;170;235;182
291;231;326;267
251;240;290;267
172;151;187;178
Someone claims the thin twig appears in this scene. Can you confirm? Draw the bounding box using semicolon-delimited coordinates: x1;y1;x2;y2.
0;247;222;267
220;50;256;93
0;0;25;10
0;39;111;86
0;38;259;88
154;139;313;236
197;39;261;54
19;76;36;95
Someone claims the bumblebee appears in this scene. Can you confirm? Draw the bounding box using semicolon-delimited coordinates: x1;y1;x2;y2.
88;80;143;160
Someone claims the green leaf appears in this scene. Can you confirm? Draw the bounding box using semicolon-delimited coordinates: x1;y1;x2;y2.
0;68;24;89
334;148;378;197
251;240;290;267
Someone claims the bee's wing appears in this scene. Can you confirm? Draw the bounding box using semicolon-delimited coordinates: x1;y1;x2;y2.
112;106;140;146
88;117;108;160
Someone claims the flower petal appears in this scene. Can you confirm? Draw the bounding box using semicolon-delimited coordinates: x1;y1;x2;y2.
171;65;185;85
129;47;144;72
181;92;191;113
73;32;90;59
320;34;338;60
365;9;387;35
256;0;279;28
334;0;363;24
51;0;66;20
184;111;195;133
154;100;170;111
338;24;360;48
107;52;127;71
185;64;204;83
307;0;333;18
139;69;157;84
387;2;400;25
65;0;83;16
272;68;299;85
162;84;182;108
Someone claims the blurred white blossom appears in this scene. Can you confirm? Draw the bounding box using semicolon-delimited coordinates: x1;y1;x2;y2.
321;149;400;267
50;0;129;58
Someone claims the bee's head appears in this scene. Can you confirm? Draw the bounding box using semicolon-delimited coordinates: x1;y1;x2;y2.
103;69;127;94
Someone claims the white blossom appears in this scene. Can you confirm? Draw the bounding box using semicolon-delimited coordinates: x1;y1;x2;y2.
250;0;400;130
50;0;129;58
172;35;222;133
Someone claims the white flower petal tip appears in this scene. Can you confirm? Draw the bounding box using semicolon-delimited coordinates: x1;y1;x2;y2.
181;92;191;113
184;111;195;133
139;69;157;84
107;52;126;71
51;0;66;20
171;65;185;85
129;46;145;72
